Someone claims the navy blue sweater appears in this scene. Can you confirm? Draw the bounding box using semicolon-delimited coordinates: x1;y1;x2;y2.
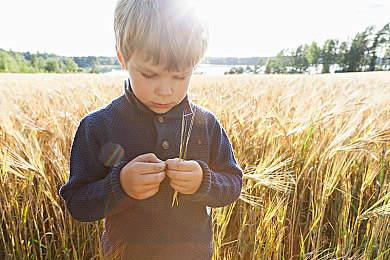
59;79;243;259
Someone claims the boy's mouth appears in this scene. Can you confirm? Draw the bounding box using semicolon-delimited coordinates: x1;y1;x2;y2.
152;102;171;109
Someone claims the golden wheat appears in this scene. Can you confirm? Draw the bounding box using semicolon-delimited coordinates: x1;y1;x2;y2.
1;72;389;259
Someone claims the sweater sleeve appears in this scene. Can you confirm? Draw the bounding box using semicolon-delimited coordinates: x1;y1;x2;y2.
59;116;136;222
181;115;243;208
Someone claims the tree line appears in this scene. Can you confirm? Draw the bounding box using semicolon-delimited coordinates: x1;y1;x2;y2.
265;23;390;74
2;22;389;74
0;50;121;73
0;49;266;74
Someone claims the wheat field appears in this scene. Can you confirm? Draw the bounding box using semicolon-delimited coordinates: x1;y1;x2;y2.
0;72;389;259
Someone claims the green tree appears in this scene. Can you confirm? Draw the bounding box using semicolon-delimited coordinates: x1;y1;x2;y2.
0;51;32;72
257;58;266;67
224;66;244;74
31;54;47;72
0;51;12;72
321;39;338;73
368;28;381;71
273;50;287;73
384;47;390;69
65;57;78;73
291;45;309;73
45;58;60;72
235;66;244;74
346;26;373;72
59;59;66;72
369;23;390;71
305;42;320;68
265;58;274;74
337;41;349;71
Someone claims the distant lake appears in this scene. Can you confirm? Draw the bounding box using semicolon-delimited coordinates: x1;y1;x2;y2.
103;64;260;76
194;64;237;76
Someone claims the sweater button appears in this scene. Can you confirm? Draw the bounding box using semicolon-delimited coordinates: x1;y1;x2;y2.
157;116;164;123
162;140;170;150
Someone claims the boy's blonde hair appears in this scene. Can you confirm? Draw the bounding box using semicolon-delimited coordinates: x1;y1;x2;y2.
114;0;209;71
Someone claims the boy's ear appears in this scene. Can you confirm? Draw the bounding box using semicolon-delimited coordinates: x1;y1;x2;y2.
116;46;127;70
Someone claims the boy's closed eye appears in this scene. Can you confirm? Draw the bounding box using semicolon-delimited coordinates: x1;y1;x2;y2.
141;72;189;81
141;72;156;79
173;75;188;80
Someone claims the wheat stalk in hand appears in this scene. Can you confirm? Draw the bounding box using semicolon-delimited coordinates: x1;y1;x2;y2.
171;107;196;207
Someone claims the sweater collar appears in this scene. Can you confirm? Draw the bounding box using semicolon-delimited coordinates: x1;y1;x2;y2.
124;79;193;118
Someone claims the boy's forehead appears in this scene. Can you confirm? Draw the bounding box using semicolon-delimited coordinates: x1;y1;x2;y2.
132;55;193;74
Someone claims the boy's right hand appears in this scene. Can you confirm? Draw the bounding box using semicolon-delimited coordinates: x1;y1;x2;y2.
119;153;166;200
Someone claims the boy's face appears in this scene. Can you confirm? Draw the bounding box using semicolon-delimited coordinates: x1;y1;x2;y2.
121;53;193;114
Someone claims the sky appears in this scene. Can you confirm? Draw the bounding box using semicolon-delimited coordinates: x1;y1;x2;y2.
0;0;389;58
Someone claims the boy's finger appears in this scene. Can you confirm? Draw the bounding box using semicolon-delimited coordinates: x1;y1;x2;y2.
139;171;166;185
169;182;187;193
165;158;180;165
166;158;180;162
135;161;166;174
166;160;197;171
170;179;191;188
133;153;163;163
139;183;160;193
136;188;159;200
166;169;192;181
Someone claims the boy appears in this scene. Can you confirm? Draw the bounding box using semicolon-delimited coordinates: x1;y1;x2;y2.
59;0;243;259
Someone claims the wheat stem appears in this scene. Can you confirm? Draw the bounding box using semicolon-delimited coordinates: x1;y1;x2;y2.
171;107;197;207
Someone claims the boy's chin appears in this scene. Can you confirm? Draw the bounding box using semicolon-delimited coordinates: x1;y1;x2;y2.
148;105;173;114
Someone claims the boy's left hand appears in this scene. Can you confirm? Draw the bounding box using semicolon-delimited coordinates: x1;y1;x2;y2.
165;158;203;194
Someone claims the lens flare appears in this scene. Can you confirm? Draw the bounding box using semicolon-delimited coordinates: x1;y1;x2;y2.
99;143;125;167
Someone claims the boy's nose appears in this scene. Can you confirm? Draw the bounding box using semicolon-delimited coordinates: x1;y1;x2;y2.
155;83;173;96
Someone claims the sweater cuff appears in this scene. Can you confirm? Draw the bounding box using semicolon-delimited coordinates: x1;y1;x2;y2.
106;161;136;216
182;160;212;202
110;161;130;202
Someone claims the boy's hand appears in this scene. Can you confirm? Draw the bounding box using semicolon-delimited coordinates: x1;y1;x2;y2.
119;153;166;200
165;158;203;195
